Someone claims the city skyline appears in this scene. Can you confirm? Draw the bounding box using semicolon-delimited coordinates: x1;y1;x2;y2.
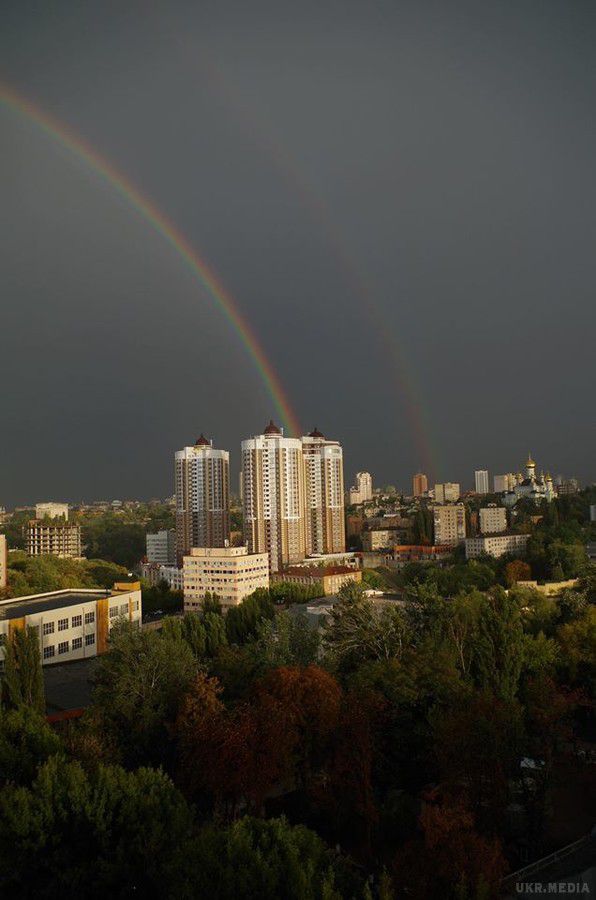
1;426;589;508
2;2;596;504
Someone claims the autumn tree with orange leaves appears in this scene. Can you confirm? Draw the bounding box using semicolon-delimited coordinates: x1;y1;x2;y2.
393;789;507;899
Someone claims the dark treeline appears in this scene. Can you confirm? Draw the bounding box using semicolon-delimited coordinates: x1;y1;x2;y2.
1;556;595;898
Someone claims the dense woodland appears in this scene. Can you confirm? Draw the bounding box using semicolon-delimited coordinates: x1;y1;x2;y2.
1;567;595;897
0;491;594;897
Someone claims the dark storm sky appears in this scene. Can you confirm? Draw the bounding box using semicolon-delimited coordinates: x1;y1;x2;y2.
1;0;595;505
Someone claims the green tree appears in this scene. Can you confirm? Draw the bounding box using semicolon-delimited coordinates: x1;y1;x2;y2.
225;591;275;645
203;611;228;657
188;815;349;900
256;610;320;668
2;626;45;713
91;620;198;766
0;706;62;786
471;589;525;701
0;757;194;898
324;587;410;674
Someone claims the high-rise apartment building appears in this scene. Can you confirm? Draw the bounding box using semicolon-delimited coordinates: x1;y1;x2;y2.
26;520;82;558
0;535;7;590
146;529;176;565
474;470;490;494
412;472;428;497
433;504;467;546
241;421;306;573
302;428;345;555
175;435;230;563
348;472;373;505
434;482;460;503
479;506;507;535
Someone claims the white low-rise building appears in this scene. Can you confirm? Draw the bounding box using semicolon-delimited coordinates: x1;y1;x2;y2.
140;562;184;592
183;546;269;611
0;583;142;667
465;533;530;559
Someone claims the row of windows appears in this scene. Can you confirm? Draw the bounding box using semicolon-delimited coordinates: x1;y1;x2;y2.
42;611;94;635
109;603;130;619
43;633;94;658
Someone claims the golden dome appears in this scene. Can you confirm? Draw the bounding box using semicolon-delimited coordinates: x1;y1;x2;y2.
526;453;536;467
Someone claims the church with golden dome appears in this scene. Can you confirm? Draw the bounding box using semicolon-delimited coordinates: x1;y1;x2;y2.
503;454;555;506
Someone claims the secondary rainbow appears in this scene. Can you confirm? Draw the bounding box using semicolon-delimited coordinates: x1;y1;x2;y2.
0;82;301;438
201;56;439;479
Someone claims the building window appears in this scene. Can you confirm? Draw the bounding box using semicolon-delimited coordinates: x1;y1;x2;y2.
85;633;95;646
58;641;69;655
58;618;68;631
72;637;83;650
120;604;128;616
109;606;119;618
84;612;95;625
72;615;82;628
43;645;55;659
42;622;54;635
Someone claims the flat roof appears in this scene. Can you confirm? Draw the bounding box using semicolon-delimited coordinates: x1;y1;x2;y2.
44;657;99;714
0;590;110;621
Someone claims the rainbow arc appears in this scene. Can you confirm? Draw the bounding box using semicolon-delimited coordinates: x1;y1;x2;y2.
0;82;301;438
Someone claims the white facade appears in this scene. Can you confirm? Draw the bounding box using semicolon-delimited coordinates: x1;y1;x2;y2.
0;585;142;667
479;506;507;535
183;546;269;610
146;529;176;565
140;562;184;591
503;456;555;506
302;430;345;555
465;533;530;559
349;472;373;505
474;470;490;494
241;421;306;573
433;504;467;546
434;483;461;503
175;436;230;562
35;502;69;520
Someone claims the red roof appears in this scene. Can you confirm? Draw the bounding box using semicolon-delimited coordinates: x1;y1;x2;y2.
308;427;325;438
195;434;210;446
264;419;282;435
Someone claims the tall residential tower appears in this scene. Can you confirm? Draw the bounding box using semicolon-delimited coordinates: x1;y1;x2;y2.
241;421;306;573
302;428;346;556
175;435;230;562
